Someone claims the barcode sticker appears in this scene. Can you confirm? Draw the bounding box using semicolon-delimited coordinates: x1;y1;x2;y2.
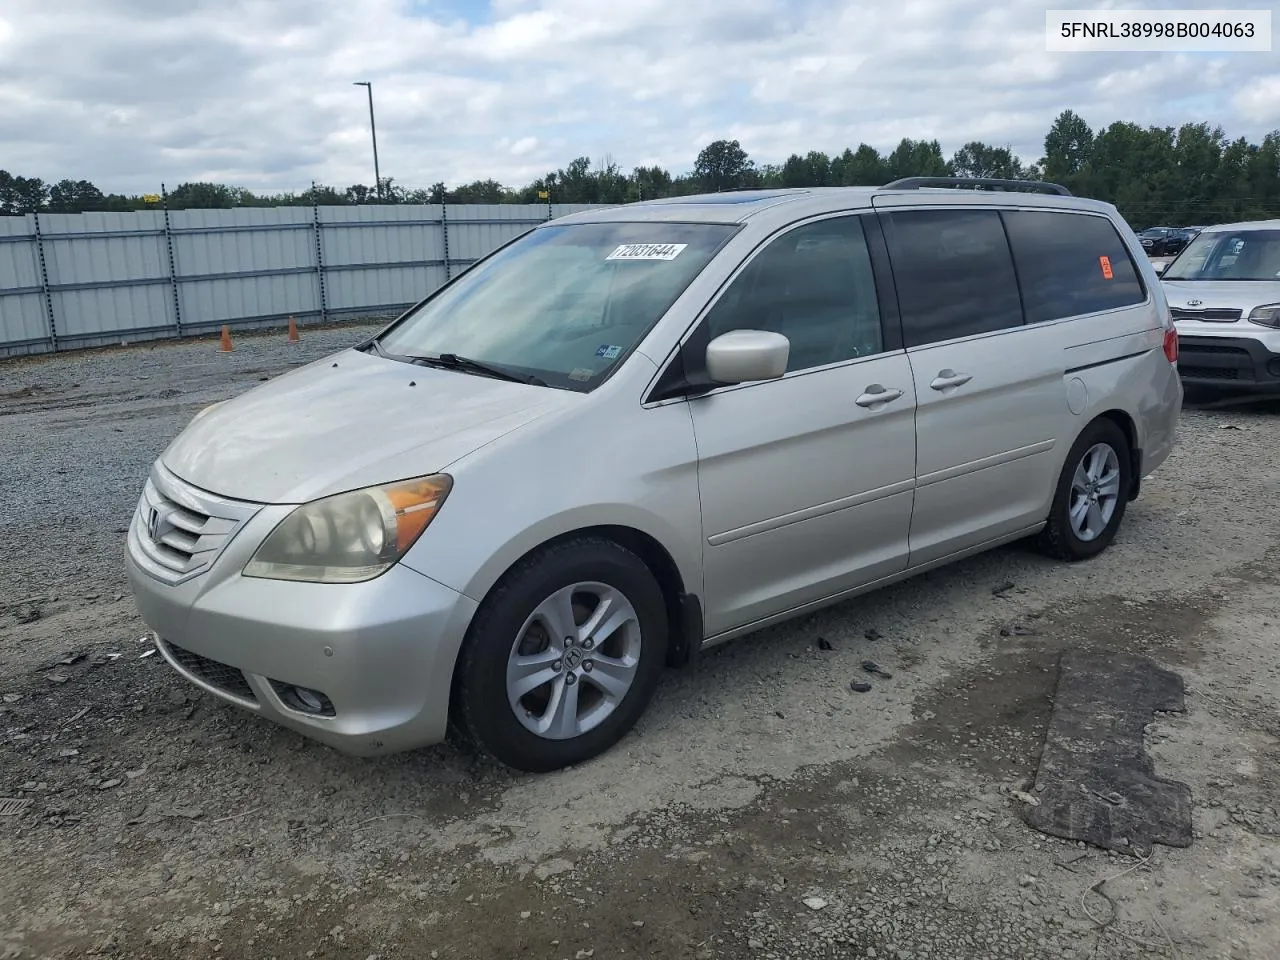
606;243;688;261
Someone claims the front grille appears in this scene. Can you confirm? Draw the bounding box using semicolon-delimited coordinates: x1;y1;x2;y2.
1181;342;1252;356
1179;365;1240;380
161;639;257;702
131;464;260;585
1171;307;1243;323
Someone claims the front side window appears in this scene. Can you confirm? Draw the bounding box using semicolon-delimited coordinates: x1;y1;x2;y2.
698;215;885;373
377;221;739;391
1163;230;1280;282
880;209;1024;348
1002;210;1146;323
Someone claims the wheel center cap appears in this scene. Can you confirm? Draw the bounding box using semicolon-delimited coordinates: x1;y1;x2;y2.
564;648;584;670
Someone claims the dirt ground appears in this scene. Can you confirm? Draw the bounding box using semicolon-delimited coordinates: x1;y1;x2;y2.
1;326;1278;959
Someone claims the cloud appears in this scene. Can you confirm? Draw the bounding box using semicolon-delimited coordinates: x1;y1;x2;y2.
0;0;1274;194
1233;74;1280;126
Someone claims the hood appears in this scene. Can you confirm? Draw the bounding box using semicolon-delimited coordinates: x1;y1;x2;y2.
1161;278;1280;316
161;349;578;503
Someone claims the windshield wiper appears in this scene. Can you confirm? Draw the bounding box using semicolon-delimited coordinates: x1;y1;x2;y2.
407;352;547;386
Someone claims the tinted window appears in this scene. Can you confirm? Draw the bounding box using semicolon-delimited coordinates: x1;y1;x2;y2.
881;209;1023;348
1002;210;1145;323
701;216;884;372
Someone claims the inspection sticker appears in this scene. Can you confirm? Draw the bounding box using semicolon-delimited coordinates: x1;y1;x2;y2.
595;344;622;360
606;243;688;261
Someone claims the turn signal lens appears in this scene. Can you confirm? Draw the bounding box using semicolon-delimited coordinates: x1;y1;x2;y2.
244;475;453;583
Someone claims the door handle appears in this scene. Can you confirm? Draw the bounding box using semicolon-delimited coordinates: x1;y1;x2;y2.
930;369;972;390
855;385;904;408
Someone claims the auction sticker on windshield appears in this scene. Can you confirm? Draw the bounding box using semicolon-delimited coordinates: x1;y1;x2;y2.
606;243;688;261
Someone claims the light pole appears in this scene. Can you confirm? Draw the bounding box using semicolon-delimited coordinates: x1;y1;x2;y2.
352;81;381;200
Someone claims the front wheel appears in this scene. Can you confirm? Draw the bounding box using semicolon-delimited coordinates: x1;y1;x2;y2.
451;538;669;772
1037;418;1132;562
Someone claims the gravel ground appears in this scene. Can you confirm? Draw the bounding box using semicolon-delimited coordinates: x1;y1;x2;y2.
1;324;1278;960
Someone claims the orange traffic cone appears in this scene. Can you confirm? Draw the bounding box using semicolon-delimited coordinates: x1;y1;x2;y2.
287;316;300;344
219;325;233;352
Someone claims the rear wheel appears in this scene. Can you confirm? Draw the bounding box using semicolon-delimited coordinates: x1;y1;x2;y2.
1037;418;1131;562
452;538;668;772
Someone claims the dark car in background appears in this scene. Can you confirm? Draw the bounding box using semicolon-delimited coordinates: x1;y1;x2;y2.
1138;227;1189;257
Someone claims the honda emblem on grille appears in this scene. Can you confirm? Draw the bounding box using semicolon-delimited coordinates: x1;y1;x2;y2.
146;507;161;542
1186;299;1203;307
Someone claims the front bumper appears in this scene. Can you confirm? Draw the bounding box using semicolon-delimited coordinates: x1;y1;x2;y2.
125;477;478;757
1176;334;1280;392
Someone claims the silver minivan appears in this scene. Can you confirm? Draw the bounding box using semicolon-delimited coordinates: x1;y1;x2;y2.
125;179;1183;772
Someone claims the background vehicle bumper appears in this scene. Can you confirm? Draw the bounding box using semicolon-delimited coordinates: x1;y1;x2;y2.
1176;334;1280;392
126;528;478;756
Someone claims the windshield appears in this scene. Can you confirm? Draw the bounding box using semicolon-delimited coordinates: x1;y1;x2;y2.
1163;229;1280;281
376;221;739;391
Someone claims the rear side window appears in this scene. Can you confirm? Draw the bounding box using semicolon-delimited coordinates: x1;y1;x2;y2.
880;209;1023;348
1002;210;1146;323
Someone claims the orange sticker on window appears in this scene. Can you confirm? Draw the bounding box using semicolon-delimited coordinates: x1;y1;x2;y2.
1099;255;1114;279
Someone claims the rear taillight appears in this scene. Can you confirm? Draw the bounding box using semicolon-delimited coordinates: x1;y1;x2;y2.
1163;327;1179;363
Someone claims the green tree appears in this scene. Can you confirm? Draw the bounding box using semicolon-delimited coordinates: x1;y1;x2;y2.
0;171;50;214
166;182;240;209
631;165;673;201
831;145;888;185
781;151;832;187
344;183;377;204
47;179;107;212
885;139;950;180
448;179;509;203
694;139;753;192
1042;109;1094;184
949;142;1030;180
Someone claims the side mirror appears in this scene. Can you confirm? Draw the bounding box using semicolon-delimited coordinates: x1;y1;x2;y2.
705;330;790;384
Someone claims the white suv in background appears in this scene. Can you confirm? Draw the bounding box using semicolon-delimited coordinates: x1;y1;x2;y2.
1161;220;1280;393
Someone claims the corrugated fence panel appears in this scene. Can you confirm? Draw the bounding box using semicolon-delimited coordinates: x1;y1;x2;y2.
180;272;320;329
41;211;173;340
0;217;48;351
172;207;319;329
1;202;611;358
449;204;544;265
325;265;437;314
321;204;445;313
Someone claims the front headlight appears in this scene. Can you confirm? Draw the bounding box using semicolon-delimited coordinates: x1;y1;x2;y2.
243;475;453;583
1247;303;1280;328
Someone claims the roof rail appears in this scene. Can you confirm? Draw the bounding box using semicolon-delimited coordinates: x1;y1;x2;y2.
881;176;1073;197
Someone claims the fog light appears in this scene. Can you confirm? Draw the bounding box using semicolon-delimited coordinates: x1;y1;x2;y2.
294;687;325;712
271;680;336;716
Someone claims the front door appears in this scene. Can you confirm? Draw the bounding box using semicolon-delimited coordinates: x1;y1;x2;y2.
682;213;918;636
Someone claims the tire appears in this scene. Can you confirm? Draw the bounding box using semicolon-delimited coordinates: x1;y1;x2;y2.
1037;418;1132;562
451;537;669;773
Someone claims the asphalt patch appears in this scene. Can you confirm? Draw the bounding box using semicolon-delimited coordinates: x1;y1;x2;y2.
1021;649;1193;854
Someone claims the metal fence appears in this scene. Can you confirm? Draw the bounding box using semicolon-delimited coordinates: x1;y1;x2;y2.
0;202;608;359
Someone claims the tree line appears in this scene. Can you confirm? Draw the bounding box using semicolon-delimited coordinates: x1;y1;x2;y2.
2;111;1278;229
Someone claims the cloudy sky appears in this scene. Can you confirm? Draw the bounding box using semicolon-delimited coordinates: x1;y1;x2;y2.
0;0;1277;195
